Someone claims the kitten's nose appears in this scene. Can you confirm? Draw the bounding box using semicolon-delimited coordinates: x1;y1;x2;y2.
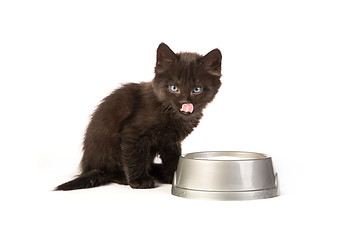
179;100;190;104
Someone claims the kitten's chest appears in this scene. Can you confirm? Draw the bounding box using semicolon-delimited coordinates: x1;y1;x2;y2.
153;117;198;144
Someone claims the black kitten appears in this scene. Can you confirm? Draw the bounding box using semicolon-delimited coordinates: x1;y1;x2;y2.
56;43;222;190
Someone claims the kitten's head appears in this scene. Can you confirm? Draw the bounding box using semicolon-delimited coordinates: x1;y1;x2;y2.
152;43;222;118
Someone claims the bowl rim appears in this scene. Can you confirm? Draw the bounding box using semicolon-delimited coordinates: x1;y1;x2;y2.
181;151;271;161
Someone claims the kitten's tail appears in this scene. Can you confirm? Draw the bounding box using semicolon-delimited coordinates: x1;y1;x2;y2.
55;170;126;191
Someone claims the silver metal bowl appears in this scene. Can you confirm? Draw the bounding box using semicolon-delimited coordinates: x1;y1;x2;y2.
171;151;278;201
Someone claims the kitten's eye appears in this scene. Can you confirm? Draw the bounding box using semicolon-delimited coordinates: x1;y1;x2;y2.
193;87;202;94
169;85;180;93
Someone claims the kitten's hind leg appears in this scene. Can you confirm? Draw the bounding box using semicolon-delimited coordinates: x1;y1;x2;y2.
121;136;156;189
111;172;128;185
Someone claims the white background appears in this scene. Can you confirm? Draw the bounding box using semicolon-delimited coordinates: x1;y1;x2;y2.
1;0;359;239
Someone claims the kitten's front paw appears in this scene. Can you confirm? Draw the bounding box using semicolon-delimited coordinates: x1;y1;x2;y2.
129;176;155;189
162;175;174;184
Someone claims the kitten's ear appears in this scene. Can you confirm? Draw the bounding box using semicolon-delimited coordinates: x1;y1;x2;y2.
200;49;222;77
155;43;177;74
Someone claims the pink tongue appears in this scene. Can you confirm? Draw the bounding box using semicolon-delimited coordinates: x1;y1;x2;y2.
180;103;194;113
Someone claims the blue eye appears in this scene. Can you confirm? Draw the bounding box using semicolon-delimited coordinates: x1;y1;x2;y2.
169;85;179;92
193;87;202;93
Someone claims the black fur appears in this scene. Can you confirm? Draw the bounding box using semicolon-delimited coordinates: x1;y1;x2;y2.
55;43;222;190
